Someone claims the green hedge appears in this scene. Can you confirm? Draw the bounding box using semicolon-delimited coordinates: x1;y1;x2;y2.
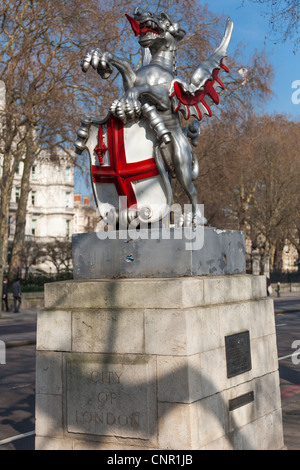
11;272;73;292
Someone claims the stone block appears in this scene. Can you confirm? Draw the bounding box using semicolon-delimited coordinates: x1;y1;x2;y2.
35;394;63;438
35;436;73;451
145;309;191;356
37;310;71;351
249;335;279;379
36;351;63;395
251;275;268;299
185;305;221;354
157;355;202;403
72;309;145;354
247;298;276;338
72;439;147;450
65;353;157;443
203;275;252;305
44;277;205;310
72;227;245;279
157;402;198;449
43;275;268;312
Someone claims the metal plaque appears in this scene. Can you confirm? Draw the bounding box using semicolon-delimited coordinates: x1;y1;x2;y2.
225;330;252;378
229;391;254;411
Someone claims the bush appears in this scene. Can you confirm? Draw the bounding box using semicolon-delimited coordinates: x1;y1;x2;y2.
270;271;300;284
18;272;73;292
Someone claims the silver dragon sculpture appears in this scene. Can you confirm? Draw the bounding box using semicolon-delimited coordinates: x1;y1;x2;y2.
79;7;233;226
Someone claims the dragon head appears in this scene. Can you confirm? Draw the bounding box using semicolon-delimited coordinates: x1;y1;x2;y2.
126;7;186;49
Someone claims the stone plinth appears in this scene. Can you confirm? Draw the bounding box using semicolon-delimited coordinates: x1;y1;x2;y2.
35;274;284;450
72;227;245;279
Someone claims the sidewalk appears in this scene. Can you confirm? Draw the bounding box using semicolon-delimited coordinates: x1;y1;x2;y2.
0;308;37;347
1;308;38;321
272;291;300;314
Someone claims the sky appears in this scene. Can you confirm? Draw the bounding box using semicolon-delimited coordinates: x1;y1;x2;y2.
75;0;300;196
207;0;300;119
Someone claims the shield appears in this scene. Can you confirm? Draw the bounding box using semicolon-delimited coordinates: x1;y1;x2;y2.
80;114;170;225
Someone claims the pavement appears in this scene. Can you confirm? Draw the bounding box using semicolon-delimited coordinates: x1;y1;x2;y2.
272;291;300;314
0;308;37;347
271;291;300;450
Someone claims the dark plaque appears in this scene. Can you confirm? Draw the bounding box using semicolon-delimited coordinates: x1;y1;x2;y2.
229;391;254;411
225;330;251;378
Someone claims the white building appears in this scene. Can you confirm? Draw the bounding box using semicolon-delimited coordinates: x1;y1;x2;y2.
9;150;75;242
8;150;75;275
7;149;101;275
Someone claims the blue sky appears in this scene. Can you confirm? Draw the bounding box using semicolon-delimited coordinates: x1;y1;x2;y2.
207;0;300;119
75;0;300;197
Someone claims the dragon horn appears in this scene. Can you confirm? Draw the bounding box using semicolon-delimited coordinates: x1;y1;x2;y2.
214;18;234;60
191;18;233;89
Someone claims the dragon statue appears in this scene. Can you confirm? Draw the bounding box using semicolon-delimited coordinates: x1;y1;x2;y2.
75;7;233;228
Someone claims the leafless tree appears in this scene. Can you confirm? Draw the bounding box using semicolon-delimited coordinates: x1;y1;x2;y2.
0;0;275;288
246;0;300;50
45;239;73;274
194;112;300;271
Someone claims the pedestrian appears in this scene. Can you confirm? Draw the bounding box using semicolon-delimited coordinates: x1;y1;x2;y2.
266;277;271;296
12;278;22;313
276;281;281;298
2;277;9;312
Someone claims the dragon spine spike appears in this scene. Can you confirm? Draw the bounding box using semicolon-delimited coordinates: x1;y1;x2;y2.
191;18;233;89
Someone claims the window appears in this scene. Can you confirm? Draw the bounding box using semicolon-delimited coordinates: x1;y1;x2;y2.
65;166;71;182
15;187;20;203
31;191;36;206
65;192;70;207
284;259;289;269
31;219;36;236
31;165;36;179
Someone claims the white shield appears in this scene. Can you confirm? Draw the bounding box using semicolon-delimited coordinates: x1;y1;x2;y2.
81;114;170;224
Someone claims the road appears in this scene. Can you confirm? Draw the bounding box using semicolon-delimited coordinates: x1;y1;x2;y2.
274;293;300;450
0;311;36;450
1;296;300;450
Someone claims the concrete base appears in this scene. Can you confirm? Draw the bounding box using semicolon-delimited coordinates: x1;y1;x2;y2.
72;227;245;279
35;275;284;450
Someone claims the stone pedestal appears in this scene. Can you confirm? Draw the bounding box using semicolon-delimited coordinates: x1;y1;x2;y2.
35;274;285;450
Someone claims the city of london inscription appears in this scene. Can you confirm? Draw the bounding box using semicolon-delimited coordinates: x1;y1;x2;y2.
66;356;154;439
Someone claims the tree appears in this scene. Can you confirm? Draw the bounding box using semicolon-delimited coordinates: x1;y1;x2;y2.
0;0;275;286
45;239;72;274
18;238;46;280
0;0;137;282
194;112;300;271
8;130;40;280
287;207;300;270
247;0;300;50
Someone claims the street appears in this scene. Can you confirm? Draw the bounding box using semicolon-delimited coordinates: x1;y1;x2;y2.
273;292;300;450
1;295;300;450
0;311;36;450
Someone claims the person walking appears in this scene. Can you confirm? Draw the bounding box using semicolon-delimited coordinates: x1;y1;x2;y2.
2;277;9;312
12;278;22;313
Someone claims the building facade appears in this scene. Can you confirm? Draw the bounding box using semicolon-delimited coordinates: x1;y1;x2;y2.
8;150;99;275
9;150;75;242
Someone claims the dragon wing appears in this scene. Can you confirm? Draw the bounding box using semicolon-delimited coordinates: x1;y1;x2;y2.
170;18;233;121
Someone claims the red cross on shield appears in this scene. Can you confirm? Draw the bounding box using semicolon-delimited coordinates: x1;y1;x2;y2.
84;114;169;224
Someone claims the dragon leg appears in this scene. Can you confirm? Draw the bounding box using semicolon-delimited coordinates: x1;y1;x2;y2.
170;132;199;221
